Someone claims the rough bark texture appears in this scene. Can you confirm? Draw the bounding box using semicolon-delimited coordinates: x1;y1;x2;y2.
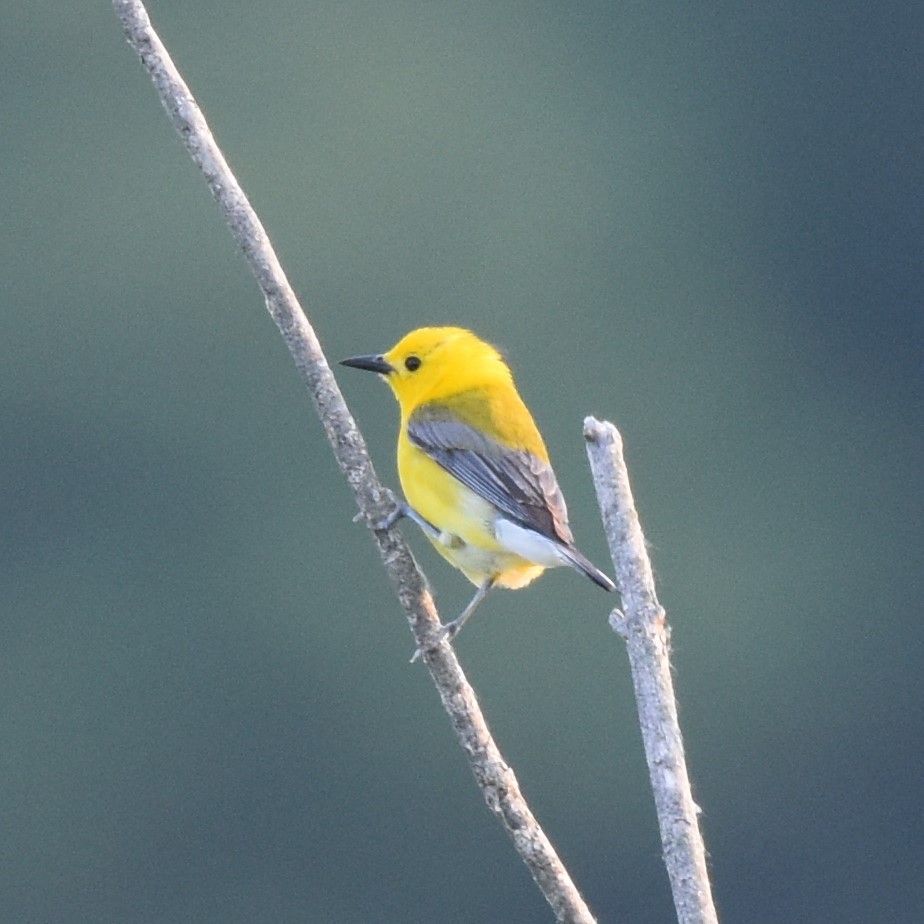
585;418;718;924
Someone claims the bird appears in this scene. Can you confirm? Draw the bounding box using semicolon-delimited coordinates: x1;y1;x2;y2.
341;326;614;655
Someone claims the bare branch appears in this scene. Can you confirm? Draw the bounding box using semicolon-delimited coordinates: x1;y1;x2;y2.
584;418;718;924
112;2;596;920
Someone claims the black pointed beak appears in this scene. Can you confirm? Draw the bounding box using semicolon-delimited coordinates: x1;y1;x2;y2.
340;353;394;375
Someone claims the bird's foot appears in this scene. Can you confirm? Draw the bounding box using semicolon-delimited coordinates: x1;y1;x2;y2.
409;620;460;664
350;488;406;531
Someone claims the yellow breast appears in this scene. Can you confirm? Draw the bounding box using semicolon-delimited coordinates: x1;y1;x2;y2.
396;433;545;589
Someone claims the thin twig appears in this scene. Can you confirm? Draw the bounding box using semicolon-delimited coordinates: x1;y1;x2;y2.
112;2;596;921
584;418;718;924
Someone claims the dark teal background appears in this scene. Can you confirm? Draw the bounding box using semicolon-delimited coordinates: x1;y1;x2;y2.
2;3;922;922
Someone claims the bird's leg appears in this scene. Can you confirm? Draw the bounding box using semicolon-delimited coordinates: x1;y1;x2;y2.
369;491;468;550
371;497;442;542
410;578;495;663
370;496;491;662
443;578;494;641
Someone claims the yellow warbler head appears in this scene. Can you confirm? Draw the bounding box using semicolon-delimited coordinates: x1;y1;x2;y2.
341;327;512;410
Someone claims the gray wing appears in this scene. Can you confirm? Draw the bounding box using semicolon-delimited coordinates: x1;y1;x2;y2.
407;406;574;546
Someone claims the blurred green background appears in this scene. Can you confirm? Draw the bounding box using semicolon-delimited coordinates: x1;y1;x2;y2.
2;2;922;922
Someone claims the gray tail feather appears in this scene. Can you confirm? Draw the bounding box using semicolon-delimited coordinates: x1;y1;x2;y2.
561;546;616;592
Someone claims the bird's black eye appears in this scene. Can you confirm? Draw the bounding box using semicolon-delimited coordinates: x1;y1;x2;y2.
404;355;422;372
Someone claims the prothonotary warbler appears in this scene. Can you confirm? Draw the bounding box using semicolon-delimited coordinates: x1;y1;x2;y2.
341;326;615;654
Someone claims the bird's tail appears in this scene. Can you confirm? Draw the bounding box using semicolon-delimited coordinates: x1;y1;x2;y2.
560;546;616;592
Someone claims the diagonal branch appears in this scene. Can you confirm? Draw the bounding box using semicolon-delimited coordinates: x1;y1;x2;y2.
112;2;596;921
584;418;718;924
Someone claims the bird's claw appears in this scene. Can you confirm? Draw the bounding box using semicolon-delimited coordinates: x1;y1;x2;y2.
372;503;406;532
409;622;460;664
352;489;407;532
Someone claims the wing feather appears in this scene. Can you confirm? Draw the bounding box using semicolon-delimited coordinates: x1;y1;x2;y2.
407;405;574;545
